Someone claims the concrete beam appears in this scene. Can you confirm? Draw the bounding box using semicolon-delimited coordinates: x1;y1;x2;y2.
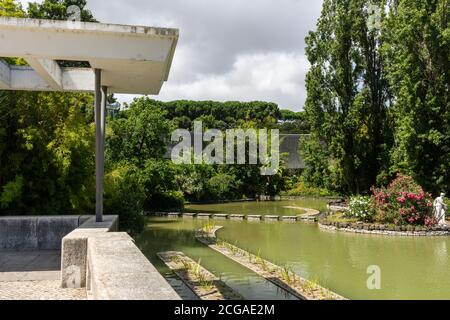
8;66;94;92
0;60;11;89
25;58;62;90
0;17;174;63
0;17;179;94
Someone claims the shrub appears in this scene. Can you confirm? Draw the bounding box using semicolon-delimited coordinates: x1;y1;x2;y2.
206;173;237;200
345;196;375;222
371;174;434;226
104;163;146;234
284;181;334;197
386;174;422;194
145;191;185;212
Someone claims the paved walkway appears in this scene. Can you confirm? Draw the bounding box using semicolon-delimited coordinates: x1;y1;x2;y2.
0;251;86;300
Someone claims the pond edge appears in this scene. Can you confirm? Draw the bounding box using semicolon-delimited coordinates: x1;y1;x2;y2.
319;222;450;237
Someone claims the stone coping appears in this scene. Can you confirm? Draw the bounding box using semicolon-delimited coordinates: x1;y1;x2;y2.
61;215;119;289
319;221;450;237
87;233;180;300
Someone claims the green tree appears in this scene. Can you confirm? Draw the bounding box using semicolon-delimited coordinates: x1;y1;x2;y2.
0;91;95;214
383;0;450;195
304;0;392;194
0;0;96;215
0;0;25;17
27;0;96;22
106;98;173;167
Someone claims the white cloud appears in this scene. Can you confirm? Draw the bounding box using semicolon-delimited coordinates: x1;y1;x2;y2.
17;0;323;111
150;52;309;110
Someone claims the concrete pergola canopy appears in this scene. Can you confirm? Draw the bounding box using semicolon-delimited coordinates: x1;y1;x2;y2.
0;17;179;94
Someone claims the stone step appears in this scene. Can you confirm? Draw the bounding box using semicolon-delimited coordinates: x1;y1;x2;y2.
281;216;298;222
182;213;197;218
230;215;245;221
263;215;280;221
197;213;212;219
167;212;182;218
247;215;262;221
212;214;229;220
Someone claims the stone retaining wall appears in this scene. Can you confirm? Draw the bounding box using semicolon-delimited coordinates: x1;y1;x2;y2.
0;216;90;251
319;222;450;237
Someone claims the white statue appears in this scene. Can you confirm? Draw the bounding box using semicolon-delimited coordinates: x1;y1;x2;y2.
433;193;448;226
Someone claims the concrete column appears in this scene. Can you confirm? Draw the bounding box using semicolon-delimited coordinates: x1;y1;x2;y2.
94;69;106;223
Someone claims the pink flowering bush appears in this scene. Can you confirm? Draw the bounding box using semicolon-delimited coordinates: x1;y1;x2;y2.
370;174;435;226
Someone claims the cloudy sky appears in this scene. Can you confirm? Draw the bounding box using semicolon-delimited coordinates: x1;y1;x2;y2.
18;0;323;111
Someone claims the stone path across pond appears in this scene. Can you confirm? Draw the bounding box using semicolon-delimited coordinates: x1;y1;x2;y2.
150;208;323;223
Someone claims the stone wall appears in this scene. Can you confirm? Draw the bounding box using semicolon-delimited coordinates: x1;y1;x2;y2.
0;216;90;251
319;222;450;237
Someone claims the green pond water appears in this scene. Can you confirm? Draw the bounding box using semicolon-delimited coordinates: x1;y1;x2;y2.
135;199;450;300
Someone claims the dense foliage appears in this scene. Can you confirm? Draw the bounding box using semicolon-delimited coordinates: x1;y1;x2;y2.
303;0;449;197
106;98;291;207
304;0;392;195
0;0;97;216
382;0;450;195
0;0;448;233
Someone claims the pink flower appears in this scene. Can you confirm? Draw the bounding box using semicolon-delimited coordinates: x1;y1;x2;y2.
397;197;406;203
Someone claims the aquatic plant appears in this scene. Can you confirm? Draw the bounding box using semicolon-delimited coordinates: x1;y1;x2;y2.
202;221;216;234
181;259;192;271
193;258;202;276
280;265;295;284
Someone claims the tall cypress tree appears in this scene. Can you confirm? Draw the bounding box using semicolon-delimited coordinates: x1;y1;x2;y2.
383;0;450;195
304;0;391;194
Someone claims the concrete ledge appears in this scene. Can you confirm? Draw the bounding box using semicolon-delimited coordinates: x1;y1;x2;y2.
61;215;118;288
87;233;180;300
